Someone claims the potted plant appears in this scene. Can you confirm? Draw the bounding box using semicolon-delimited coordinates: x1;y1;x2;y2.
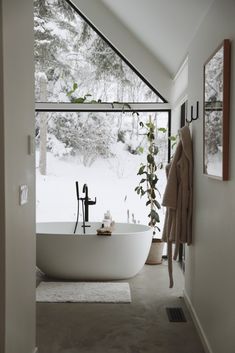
135;116;165;264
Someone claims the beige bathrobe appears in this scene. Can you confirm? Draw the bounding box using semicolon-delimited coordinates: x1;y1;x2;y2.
162;125;193;288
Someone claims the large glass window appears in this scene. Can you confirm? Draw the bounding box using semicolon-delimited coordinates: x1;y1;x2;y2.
34;0;164;103
36;111;169;233
34;0;171;242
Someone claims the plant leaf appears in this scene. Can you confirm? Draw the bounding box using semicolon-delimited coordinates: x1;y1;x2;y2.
73;97;85;103
150;209;160;223
67;90;73;97
153;199;161;209
149;145;159;155
158;127;167;133
140;189;145;196
137;146;144;154
73;82;78;91
147;154;154;164
137;165;145;175
151;189;156;199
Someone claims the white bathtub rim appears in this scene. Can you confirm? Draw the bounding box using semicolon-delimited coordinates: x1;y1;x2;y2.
36;221;153;236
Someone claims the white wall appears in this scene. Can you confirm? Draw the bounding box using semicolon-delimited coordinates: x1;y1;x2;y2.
171;57;188;109
185;1;235;352
0;3;5;351
71;0;172;102
0;0;36;353
171;57;188;133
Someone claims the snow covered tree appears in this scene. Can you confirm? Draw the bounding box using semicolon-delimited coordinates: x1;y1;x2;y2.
75;113;116;166
204;46;223;156
36;73;48;175
34;0;78;102
48;112;80;153
205;111;222;155
34;0;161;103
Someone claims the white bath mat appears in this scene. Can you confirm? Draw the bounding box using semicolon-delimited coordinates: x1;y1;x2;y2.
36;282;131;303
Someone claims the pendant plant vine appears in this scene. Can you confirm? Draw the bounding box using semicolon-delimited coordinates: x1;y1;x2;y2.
67;83;102;103
67;83;137;112
135;116;166;235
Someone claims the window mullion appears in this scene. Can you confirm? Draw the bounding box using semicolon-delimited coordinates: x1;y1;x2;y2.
35;103;171;112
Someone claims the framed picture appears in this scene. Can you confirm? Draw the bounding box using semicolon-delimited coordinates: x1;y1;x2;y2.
203;39;231;180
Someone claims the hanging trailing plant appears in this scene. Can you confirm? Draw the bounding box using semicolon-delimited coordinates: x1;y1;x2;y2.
67;82;101;103
134;116;164;234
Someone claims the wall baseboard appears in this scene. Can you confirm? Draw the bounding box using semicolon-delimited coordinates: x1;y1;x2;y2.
183;290;213;353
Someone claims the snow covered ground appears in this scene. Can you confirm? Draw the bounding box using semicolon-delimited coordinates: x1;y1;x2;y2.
36;148;167;237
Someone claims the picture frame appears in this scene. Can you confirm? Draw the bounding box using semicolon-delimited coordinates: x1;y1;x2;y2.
203;39;231;180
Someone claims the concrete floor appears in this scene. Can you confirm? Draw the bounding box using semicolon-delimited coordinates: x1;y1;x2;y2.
36;261;205;353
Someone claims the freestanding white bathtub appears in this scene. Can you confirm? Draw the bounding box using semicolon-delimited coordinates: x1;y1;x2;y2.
36;222;152;280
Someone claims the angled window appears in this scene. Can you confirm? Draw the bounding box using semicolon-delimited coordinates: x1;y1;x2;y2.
34;0;166;104
34;0;170;253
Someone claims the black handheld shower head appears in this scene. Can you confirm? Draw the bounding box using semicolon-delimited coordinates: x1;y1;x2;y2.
74;181;80;234
75;181;79;200
82;183;88;194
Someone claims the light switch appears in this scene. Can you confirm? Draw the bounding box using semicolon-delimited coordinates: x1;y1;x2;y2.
27;135;34;155
19;185;28;205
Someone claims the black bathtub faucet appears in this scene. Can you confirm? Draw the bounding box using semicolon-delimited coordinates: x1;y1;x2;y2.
82;184;97;222
73;182;96;235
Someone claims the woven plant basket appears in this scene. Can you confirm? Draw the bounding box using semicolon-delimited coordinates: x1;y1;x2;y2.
145;238;164;265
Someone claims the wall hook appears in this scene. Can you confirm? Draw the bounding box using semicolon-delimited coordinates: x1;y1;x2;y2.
186;101;199;124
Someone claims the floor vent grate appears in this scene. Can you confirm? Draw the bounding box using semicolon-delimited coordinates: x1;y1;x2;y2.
166;307;187;322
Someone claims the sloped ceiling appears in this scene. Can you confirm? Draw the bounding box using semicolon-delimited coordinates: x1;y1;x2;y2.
100;0;214;77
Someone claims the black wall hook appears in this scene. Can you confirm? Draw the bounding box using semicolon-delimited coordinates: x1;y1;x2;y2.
186;101;199;124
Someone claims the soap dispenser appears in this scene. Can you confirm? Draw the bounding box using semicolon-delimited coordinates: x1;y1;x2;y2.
103;210;112;228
